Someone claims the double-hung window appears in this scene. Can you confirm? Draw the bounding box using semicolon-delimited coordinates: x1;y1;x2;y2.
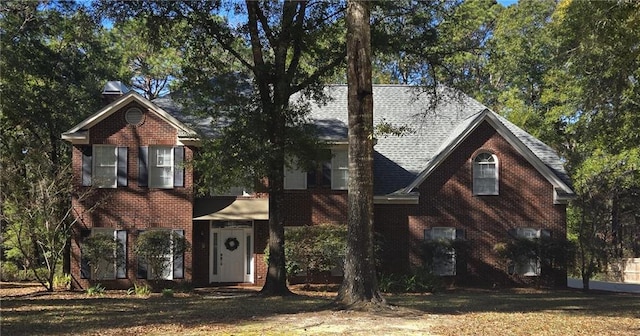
150;147;174;188
473;152;498;195
331;149;348;190
82;145;128;188
93;146;117;188
508;228;551;276
80;228;127;280
136;229;185;280
424;227;462;276
284;161;307;190
138;146;184;189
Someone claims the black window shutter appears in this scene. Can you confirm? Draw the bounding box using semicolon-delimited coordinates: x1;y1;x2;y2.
136;230;148;279
138;146;148;187
80;229;91;279
116;230;127;278
173;229;185;279
540;229;552;239
424;228;432;241
455;228;465;241
173;146;184;187
81;146;92;187
117;147;128;187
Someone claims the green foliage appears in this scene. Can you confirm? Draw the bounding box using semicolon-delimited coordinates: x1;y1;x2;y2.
82;233;124;280
1;261;22;282
0;1;120;292
378;269;444;293
494;236;572;275
127;283;151;297
264;224;347;283
108;17;186;99
134;230;190;282
0;163;90;291
53;273;71;290
86;283;105;296
422;239;469;272
161;288;174;298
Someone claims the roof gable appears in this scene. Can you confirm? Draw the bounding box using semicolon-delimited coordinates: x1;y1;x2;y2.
402;109;574;203
307;85;574;202
61;91;199;144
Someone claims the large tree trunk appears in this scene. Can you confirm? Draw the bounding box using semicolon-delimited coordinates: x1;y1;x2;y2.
261;141;291;296
337;0;386;308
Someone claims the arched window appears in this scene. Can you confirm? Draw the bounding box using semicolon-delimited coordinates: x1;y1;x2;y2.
473;152;498;195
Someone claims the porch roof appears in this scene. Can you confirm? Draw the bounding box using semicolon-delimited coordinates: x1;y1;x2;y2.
193;198;269;221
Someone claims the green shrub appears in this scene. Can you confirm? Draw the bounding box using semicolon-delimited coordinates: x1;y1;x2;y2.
82;233;124;280
86;283;106;296
135;230;190;282
378;269;443;293
53;273;71;290
161;288;174;298
127;283;151;296
1;261;21;281
265;224;346;283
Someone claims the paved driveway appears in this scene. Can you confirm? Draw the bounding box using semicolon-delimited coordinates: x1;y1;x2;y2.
567;278;640;294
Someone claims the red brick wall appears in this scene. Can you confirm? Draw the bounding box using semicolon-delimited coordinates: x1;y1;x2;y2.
374;121;567;287
70;102;195;290
283;190;347;226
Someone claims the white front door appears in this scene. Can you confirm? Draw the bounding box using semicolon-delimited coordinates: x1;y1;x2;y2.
210;225;253;283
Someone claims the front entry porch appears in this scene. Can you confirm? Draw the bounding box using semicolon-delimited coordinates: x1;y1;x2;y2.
192;197;269;286
209;223;254;283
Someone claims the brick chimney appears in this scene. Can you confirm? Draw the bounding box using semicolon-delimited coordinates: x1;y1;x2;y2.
101;81;129;105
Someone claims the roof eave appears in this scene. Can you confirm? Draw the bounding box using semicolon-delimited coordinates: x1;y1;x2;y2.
554;189;576;205
61;131;89;144
373;192;419;204
62;91;198;140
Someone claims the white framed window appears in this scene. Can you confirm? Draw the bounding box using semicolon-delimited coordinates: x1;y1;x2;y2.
137;229;185;280
331;149;348;190
89;228;127;280
509;228;551;276
473;152;498;195
150;146;174;188
425;227;461;276
284;164;307;190
93;145;117;188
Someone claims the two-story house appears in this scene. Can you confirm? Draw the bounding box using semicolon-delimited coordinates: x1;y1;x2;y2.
62;82;574;289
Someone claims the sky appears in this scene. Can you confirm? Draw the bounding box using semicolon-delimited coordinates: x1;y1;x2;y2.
498;0;519;6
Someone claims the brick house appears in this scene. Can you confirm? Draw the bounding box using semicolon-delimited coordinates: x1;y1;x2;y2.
62;83;574;289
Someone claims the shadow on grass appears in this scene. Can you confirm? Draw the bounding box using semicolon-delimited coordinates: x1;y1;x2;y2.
387;288;640;318
2;287;638;335
1;290;334;336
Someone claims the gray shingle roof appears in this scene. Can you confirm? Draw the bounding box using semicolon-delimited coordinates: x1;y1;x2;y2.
306;85;571;195
152;84;572;197
307;85;484;194
152;96;216;138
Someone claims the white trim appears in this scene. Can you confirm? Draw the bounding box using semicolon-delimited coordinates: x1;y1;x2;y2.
209;223;254;283
373;193;419;204
473;152;499;196
284;163;307;190
331;149;348;190
61;91;200;145
149;146;174;189
92;145;117;188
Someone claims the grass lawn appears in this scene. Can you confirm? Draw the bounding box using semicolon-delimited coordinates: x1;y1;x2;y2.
1;282;639;335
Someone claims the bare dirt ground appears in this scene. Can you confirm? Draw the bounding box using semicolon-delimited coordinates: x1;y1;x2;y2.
0;282;445;335
2;282;639;336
